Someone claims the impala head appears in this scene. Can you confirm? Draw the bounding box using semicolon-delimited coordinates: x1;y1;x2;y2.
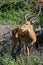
21;20;31;32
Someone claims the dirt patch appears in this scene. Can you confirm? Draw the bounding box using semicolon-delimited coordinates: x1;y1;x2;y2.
0;25;15;36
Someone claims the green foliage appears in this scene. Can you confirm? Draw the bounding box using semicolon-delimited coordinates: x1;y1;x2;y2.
0;0;30;11
0;41;43;65
0;53;16;65
0;0;43;65
0;10;24;25
0;0;42;26
0;53;43;65
0;40;42;65
28;57;40;65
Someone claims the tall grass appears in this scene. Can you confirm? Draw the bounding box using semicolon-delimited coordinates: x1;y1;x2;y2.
0;8;41;25
0;52;43;65
0;9;24;25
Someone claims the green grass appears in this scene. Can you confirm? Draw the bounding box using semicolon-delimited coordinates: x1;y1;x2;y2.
0;41;42;65
0;39;43;65
0;9;24;25
0;52;43;65
0;9;41;26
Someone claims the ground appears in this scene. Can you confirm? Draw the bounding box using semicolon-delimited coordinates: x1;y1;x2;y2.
0;25;43;64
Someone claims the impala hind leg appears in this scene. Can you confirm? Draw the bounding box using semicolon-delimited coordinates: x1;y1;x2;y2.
29;46;33;55
27;45;33;57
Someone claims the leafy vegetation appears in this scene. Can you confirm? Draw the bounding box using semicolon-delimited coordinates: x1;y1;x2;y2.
0;0;43;26
0;35;43;65
0;52;43;65
0;0;43;65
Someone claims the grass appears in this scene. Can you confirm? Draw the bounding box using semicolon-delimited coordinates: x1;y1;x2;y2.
0;52;42;65
0;9;41;26
0;9;24;25
0;41;42;65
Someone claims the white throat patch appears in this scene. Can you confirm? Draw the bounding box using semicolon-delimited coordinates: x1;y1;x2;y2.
21;28;30;32
28;29;30;32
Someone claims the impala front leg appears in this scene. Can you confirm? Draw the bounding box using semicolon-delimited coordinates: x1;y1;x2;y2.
27;46;30;57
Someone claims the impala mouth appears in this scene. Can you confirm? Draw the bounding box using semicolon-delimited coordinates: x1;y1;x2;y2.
21;28;24;32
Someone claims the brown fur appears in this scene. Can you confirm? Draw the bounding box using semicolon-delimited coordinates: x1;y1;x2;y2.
11;23;37;58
